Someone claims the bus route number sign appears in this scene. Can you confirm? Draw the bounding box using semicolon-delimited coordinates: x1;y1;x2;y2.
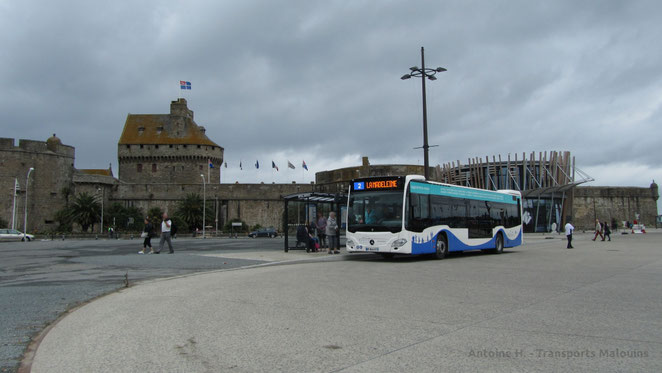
354;179;399;191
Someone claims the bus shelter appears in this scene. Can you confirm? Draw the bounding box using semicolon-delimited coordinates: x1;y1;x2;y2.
283;192;347;252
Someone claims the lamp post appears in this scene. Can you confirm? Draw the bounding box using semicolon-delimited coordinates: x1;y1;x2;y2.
97;187;104;235
200;174;206;239
401;46;446;180
11;178;18;230
23;168;34;240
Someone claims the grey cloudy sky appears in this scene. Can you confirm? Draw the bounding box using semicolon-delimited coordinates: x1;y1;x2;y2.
2;1;661;197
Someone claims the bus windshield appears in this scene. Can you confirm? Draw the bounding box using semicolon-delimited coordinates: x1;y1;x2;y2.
347;190;403;233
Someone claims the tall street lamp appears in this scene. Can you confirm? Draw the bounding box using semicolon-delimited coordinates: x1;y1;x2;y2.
11;178;19;230
96;187;104;235
200;174;206;239
23;167;34;240
401;46;446;180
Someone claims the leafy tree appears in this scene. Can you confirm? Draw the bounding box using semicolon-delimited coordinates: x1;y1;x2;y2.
105;202;127;228
125;206;144;231
105;203;144;232
69;192;101;232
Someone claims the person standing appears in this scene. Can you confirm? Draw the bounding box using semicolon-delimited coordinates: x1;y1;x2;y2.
138;217;155;254
326;211;339;254
156;212;174;254
592;219;604;241
316;212;327;249
603;221;611;241
565;220;575;249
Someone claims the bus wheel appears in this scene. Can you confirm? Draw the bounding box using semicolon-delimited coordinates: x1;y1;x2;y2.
379;253;395;259
494;233;504;254
435;234;448;259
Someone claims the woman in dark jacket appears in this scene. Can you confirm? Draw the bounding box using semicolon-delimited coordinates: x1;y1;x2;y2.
139;217;155;254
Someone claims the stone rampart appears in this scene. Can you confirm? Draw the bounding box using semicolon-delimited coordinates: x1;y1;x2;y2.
571;186;658;230
0;137;75;232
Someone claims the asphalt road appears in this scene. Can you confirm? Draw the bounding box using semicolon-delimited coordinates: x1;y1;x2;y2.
28;231;662;372
0;236;291;373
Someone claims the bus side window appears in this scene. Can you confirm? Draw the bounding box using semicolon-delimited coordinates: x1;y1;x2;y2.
406;193;429;232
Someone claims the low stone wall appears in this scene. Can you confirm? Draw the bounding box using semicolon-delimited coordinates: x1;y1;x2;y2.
571;186;658;230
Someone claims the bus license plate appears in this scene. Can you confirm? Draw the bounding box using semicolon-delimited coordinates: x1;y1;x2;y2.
365;247;379;252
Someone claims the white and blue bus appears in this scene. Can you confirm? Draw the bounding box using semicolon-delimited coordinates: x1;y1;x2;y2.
345;175;522;258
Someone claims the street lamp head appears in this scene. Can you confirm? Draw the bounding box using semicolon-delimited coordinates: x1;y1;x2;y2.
436;67;447;72
410;66;419;71
428;75;437;81
400;74;412;80
29;167;34;171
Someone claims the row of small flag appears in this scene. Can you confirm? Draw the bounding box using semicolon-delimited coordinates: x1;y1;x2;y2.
211;159;309;171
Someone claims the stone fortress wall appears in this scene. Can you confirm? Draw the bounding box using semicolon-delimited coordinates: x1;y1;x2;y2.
568;185;659;230
110;182;315;230
0;136;75;233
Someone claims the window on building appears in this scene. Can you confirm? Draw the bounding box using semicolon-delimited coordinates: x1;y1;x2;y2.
183;145;187;148
140;144;144;149
152;164;157;172
155;145;159;149
137;164;143;173
169;144;173;148
199;165;203;170
126;145;130;149
197;145;201;149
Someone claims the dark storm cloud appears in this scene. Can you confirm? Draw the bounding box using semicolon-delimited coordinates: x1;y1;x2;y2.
1;0;661;187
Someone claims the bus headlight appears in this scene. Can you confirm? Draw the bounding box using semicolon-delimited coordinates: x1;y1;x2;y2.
346;238;356;248
391;238;407;248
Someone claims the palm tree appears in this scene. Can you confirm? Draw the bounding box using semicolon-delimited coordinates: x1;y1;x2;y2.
69;192;101;232
176;193;204;231
147;207;164;227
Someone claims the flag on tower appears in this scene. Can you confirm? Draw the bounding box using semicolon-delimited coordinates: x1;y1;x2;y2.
255;160;259;169
287;160;295;169
240;161;243;170
208;159;214;168
272;161;279;171
180;81;191;90
302;160;308;171
224;162;227;168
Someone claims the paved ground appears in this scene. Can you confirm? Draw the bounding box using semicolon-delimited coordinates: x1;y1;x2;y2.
26;231;662;372
0;236;327;373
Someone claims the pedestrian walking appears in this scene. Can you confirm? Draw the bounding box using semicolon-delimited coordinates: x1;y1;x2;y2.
326;211;340;254
316;212;327;249
592;219;604;241
604;221;611;241
138;217;155;254
156;212;174;254
565;220;574;249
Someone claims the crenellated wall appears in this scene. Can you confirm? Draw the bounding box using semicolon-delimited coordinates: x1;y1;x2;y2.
0;136;75;233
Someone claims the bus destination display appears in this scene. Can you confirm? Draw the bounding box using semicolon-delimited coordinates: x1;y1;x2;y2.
353;178;402;191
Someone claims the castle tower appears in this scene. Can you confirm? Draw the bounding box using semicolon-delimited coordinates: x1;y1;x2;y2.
117;99;223;184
